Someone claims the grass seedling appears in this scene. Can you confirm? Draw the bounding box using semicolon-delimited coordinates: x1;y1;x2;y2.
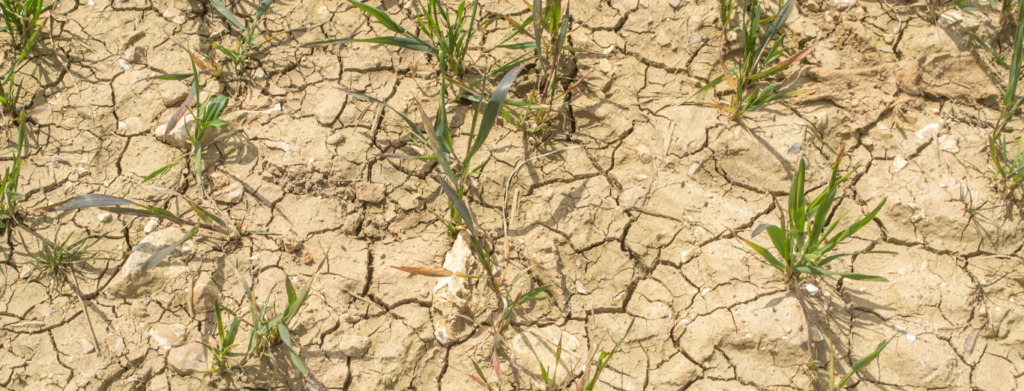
476;0;587;135
230;260;322;375
303;0;481;77
0;26;39;120
742;147;894;285
207;0;279;73
36;192;256;270
201;301;243;373
162;57;231;193
18;227;106;356
811;334;895;390
969;1;1024;198
684;0;818;120
345;55;527;234
0;0;51;48
0;114;25;230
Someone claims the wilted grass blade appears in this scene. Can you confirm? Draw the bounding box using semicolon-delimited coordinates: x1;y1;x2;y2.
165;87;196;136
752;40;820;81
36;194;137;212
131;73;195;84
390;266;455;277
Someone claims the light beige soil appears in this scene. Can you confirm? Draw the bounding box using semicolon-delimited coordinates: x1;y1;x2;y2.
1;0;1023;390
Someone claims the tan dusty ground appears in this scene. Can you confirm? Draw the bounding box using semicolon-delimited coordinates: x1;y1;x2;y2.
1;0;1023;389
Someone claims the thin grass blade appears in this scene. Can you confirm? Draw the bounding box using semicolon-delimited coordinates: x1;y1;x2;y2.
435;171;476;236
794;264;888;281
348;0;410;35
742;238;786;272
210;0;246;31
339;88;426;142
301;36;432;51
465;62;529;165
139;226;198;272
255;0;276;22
837;334;895;387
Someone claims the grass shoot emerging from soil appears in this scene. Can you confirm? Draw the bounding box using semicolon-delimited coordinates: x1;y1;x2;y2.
969;0;1024;198
0;0;50;48
229;260;323;375
207;0;280;73
0;25;38;120
0;114;25;229
685;0;818;120
202;301;243;374
743;146;894;285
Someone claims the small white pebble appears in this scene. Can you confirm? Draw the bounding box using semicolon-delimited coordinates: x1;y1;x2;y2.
906;333;917;341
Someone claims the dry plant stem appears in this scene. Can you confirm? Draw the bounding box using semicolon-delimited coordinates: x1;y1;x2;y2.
501;145;581;258
69;271;102;358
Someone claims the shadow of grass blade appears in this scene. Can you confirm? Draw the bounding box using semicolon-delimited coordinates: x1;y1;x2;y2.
338;88;427;143
301;36;431;51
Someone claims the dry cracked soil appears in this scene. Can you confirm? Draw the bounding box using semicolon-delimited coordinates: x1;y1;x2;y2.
1;0;1024;390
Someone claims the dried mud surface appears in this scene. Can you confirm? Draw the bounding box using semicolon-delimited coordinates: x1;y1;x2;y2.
1;0;1023;390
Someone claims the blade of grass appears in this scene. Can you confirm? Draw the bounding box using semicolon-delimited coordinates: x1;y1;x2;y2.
464;62;529;166
210;0;247;31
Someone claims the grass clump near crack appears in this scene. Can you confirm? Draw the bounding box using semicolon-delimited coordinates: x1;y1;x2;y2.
207;0;281;73
303;0;481;78
18;227;107;356
477;0;585;135
969;1;1024;199
742;146;895;285
0;0;50;48
0;115;25;230
0;26;38;120
202;301;243;374
685;0;818;120
227;260;323;375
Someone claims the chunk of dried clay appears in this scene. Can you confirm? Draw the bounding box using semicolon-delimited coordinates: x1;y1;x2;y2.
432;231;479;345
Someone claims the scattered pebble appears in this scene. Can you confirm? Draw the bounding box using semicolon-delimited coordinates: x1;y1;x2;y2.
805;284;819;295
97;212;113;223
893;155;908;172
916;123;939;139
